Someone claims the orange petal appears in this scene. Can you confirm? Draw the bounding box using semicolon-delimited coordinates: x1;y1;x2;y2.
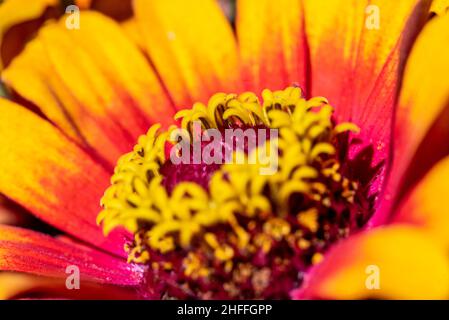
295;225;449;299
394;156;449;249
0;225;142;286
58;12;175;128
0;98;125;255
303;0;430;161
2;39;83;143
375;13;449;225
0;272;140;300
0;0;60;70
133;0;241;108
236;0;309;93
2;12;175;165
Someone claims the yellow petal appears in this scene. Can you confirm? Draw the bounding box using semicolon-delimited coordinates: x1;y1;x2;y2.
394;156;449;249
133;0;241;107
0;0;59;70
430;0;449;15
121;18;145;51
236;0;308;93
297;225;449;299
2;39;83;143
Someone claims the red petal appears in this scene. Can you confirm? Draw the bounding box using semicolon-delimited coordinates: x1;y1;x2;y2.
0;225;143;286
303;0;430;201
372;13;449;226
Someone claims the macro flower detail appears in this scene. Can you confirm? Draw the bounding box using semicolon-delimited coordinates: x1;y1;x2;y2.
99;87;368;299
1;0;449;300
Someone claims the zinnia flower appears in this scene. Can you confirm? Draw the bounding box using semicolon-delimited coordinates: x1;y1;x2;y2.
1;0;449;300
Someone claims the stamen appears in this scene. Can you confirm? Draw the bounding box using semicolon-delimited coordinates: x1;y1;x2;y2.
98;87;373;299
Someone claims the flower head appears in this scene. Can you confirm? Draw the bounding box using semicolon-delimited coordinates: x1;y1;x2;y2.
98;87;370;299
1;0;449;300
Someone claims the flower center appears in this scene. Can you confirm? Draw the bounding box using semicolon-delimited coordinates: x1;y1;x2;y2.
98;87;374;299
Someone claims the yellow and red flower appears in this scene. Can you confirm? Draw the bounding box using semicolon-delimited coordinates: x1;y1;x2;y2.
1;0;449;299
